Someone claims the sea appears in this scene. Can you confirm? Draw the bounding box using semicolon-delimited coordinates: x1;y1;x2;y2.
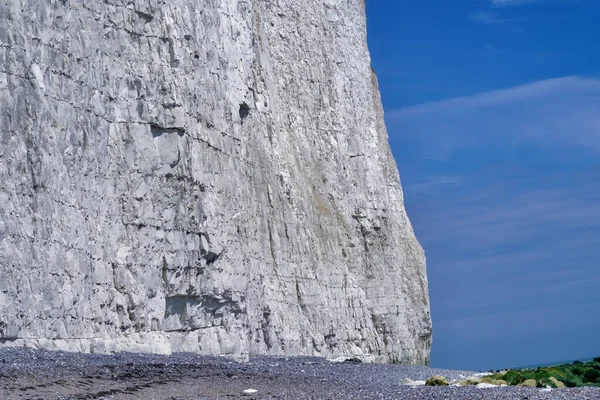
513;357;596;370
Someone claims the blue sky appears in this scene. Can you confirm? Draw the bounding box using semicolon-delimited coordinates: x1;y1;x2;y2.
365;1;600;371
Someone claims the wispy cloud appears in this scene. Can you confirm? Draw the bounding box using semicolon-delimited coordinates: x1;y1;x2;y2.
472;0;582;30
408;176;463;196
416;170;600;255
470;11;504;24
387;76;600;158
491;0;539;5
389;76;600;117
489;0;584;6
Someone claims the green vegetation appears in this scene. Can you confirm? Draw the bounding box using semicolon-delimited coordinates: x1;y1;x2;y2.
425;376;449;386
502;369;524;385
485;358;600;388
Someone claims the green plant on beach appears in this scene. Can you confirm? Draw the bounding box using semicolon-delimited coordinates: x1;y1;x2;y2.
563;375;583;388
485;357;600;388
502;370;524;385
584;369;600;383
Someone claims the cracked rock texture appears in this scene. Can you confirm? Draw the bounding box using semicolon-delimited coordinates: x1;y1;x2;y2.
0;0;431;364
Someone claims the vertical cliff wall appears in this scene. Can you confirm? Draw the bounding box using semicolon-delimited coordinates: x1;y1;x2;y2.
0;0;432;363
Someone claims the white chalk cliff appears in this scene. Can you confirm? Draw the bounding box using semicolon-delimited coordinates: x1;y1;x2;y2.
0;0;432;364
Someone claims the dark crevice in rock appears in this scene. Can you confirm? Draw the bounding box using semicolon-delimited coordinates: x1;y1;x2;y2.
163;173;207;192
150;125;185;138
134;10;154;23
169;153;181;169
239;102;250;120
162;102;182;110
161;256;169;287
295;279;306;312
101;17;171;42
0;321;7;337
122;222;206;238
166;38;179;67
267;223;277;264
162;327;211;333
261;307;273;350
202;251;221;265
190;137;232;156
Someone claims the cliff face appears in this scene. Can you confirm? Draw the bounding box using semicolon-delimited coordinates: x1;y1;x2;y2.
0;0;431;363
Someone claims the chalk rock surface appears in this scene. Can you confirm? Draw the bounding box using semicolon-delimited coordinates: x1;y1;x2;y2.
0;0;431;363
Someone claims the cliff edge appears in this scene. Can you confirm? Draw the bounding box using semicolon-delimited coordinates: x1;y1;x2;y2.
0;0;431;364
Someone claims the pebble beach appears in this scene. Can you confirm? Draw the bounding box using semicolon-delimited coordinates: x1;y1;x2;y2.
1;348;600;399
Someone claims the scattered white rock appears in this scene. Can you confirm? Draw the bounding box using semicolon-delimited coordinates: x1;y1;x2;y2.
476;382;500;389
327;355;376;364
243;389;258;395
540;387;552;392
401;378;426;386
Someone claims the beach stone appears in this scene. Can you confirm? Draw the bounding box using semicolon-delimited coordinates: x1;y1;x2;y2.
518;379;538;387
0;0;431;363
464;376;484;384
482;377;508;386
549;377;566;388
451;380;469;386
